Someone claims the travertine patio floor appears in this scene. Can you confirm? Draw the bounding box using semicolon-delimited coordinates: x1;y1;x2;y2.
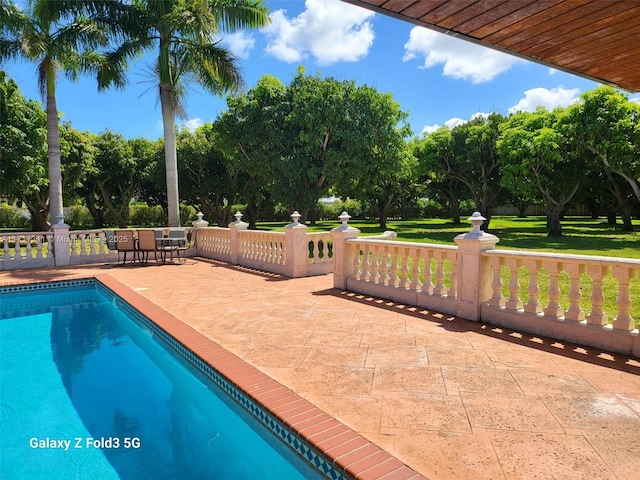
2;258;640;480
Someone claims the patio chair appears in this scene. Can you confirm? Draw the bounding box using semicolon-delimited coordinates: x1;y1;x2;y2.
104;230;117;250
166;228;188;263
115;229;137;265
137;229;158;264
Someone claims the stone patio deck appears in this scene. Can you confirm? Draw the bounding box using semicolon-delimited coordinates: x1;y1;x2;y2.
2;258;639;480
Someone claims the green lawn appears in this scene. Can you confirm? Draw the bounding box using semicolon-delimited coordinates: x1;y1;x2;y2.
262;215;640;259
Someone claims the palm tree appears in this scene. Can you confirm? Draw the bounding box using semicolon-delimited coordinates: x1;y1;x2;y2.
100;0;270;227
0;0;125;228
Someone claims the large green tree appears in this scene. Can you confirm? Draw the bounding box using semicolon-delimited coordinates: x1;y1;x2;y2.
177;124;239;226
0;0;125;227
450;113;506;229
213;74;285;228
498;107;584;236
413;127;468;224
566;86;640;205
225;69;412;224
89;131;156;227
100;0;270;227
0;69;48;230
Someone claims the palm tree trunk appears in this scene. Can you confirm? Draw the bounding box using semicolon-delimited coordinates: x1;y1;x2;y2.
160;84;180;227
46;92;63;228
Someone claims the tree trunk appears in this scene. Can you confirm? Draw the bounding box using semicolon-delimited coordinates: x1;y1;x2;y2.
379;211;387;229
160;84;180;227
609;176;634;231
84;193;104;228
245;198;259;230
46;90;63;228
23;197;49;232
450;198;461;224
547;205;563;236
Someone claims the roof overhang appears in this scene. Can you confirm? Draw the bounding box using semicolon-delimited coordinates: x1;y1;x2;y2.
341;0;640;92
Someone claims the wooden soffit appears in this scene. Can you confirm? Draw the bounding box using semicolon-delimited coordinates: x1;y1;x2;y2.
341;0;640;92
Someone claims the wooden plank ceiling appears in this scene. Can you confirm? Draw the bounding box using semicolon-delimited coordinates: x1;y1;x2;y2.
341;0;640;92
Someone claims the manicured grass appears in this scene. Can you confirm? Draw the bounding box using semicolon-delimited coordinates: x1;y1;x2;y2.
261;215;640;259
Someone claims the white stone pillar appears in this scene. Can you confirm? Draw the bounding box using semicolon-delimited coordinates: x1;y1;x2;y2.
454;212;500;321
331;212;360;289
191;212;209;254
52;214;71;267
284;211;308;278
228;211;248;265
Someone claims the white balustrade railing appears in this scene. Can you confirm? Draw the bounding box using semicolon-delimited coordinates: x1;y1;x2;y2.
194;217;334;277
307;232;332;265
238;230;286;270
67;230;118;265
344;238;459;316
197;227;232;261
0;232;55;270
482;250;640;334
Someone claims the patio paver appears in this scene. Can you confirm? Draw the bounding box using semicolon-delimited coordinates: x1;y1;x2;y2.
2;258;639;480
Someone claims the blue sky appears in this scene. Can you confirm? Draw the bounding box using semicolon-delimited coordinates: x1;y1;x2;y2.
4;0;639;140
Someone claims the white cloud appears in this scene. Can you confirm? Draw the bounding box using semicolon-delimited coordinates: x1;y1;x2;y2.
630;96;640;105
470;112;490;121
403;27;521;83
223;31;256;60
508;86;581;113
422;116;468;134
262;0;375;66
181;118;204;132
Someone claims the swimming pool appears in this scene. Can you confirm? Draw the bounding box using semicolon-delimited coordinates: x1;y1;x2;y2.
0;280;336;479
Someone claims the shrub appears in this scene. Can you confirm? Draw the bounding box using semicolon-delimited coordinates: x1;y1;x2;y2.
64;205;94;229
0;203;31;229
180;204;197;226
130;204;166;227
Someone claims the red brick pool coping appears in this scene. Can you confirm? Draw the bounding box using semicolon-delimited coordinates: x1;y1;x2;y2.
1;273;427;480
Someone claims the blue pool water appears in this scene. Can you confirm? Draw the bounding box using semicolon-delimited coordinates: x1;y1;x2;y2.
0;283;325;479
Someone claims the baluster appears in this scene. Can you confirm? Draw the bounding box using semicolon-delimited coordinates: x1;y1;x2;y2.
447;254;457;298
12;235;20;261
410;248;422;292
42;234;53;258
66;233;75;258
505;258;523;311
352;243;361;280
613;266;635;331
80;233;88;256
2;236;9;260
89;233;98;255
433;252;446;295
488;256;504;307
25;235;35;260
564;262;586;321
399;247;410;289
422;251;433;294
587;264;608;326
388;246;398;287
323;237;330;262
35;235;44;259
544;261;564;319
362;244;371;282
369;245;380;284
313;239;320;264
379;245;390;285
524;259;543;314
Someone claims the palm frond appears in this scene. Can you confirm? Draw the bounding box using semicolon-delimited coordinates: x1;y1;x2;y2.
209;0;270;33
